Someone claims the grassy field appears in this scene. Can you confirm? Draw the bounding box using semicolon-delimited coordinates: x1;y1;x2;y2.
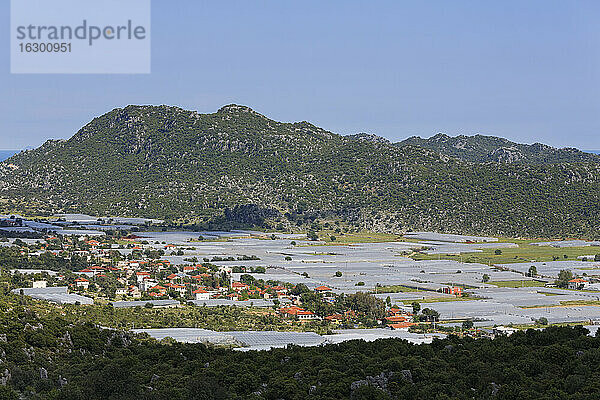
401;296;477;305
522;300;600;309
488;280;547;288
411;242;600;265
302;230;408;244
374;285;420;293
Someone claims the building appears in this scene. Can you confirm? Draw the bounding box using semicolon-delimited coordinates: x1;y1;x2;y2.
32;280;47;288
442;286;462;296
297;310;318;320
128;286;142;298
139;279;158;292
74;278;89;289
568;278;589;290
232;282;249;292
165;283;187;295
193;289;210;300
136;271;151;283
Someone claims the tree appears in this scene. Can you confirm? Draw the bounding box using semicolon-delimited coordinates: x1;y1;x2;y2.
537;317;548;325
528;265;537;277
494;249;502;255
462;320;474;330
411;301;421;315
240;274;255;285
555;269;573;288
482;274;490;283
342;292;386;319
335;271;342;277
307;231;318;241
421;308;439;322
290;283;310;296
330;236;336;242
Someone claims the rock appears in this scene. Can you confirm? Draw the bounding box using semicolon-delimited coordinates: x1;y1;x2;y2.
22;347;35;361
351;371;394;393
39;367;48;380
24;323;43;331
1;369;11;386
401;369;413;383
280;356;290;365
62;331;73;347
150;374;160;383
58;376;68;387
293;372;302;380
0;334;7;342
490;382;499;396
309;385;317;394
350;380;368;391
576;350;584;358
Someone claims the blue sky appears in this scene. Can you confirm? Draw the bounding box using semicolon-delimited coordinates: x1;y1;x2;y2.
1;0;598;150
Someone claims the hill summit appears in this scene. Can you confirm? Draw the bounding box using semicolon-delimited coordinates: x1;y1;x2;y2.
1;105;600;238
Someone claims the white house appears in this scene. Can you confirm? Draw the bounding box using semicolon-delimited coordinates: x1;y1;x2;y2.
193;289;210;300
568;278;589;290
74;278;89;289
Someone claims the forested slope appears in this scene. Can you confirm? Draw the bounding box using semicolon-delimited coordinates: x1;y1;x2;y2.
1;290;599;399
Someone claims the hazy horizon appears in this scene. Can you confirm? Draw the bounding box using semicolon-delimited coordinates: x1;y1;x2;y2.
1;1;598;149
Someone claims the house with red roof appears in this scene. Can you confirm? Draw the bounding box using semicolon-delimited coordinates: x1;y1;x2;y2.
279;305;319;320
442;286;463;296
193;288;210;300
128;286;142;298
297;310;318;320
136;271;151;283
389;322;415;330
165;283;186;295
324;314;343;322
74;277;89;289
149;285;167;295
227;293;239;301
232;281;249;292
315;286;334;297
568;278;589;290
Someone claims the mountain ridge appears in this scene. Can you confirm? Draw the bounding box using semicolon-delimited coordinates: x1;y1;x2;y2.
395;133;599;164
2;104;600;238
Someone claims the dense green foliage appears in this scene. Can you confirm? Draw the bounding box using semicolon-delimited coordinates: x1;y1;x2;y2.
397;133;600;164
2;105;600;237
1;289;600;399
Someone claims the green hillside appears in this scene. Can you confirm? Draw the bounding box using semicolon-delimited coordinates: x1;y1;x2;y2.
1;105;600;238
397;133;600;164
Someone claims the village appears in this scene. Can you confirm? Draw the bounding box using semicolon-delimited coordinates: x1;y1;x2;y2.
5;215;600;346
6;234;426;332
